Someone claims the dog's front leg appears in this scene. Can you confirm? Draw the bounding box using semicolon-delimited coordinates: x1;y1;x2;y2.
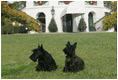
63;66;68;72
36;64;41;72
63;63;69;72
63;57;71;72
63;66;66;72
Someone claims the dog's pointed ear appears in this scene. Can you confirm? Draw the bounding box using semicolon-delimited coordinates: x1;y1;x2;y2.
41;44;44;50
66;41;70;46
73;42;77;49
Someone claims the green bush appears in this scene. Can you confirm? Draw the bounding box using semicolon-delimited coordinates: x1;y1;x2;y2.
1;26;26;34
1;26;6;34
1;26;13;34
48;18;58;32
78;17;87;32
14;26;20;33
19;26;28;33
2;26;11;34
114;24;117;32
102;11;117;30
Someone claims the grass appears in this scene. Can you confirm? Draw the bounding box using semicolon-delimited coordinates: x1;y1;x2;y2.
1;32;117;79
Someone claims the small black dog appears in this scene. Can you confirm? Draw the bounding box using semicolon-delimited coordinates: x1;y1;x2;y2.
63;41;85;73
30;44;57;72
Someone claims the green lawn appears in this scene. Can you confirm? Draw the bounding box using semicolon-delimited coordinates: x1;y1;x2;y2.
1;32;117;79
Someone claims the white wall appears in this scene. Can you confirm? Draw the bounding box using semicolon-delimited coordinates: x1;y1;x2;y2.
22;1;110;33
72;14;81;32
84;6;108;32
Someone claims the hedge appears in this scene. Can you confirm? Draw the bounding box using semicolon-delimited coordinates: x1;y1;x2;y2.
1;26;28;34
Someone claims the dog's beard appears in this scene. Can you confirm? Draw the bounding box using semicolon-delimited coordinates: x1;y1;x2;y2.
30;56;37;62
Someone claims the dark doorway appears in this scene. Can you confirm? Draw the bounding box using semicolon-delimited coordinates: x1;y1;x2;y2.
62;14;73;32
88;12;96;31
37;12;46;32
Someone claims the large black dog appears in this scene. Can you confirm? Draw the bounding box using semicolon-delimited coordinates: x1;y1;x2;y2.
63;41;85;73
30;44;57;72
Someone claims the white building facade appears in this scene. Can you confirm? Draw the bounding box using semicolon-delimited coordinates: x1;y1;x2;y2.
22;1;110;33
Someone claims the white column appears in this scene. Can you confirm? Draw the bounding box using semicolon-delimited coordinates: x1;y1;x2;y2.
55;18;63;32
84;14;89;32
45;17;51;33
73;15;81;32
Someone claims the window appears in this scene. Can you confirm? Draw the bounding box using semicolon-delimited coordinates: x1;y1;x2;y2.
85;1;97;5
34;1;48;6
58;1;73;5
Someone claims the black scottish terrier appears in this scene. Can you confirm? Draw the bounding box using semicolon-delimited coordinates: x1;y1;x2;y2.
63;41;85;73
30;44;57;72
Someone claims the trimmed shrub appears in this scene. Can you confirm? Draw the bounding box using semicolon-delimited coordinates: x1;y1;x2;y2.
19;26;28;33
14;26;20;33
1;26;6;34
114;24;117;32
48;18;58;32
78;17;87;32
1;26;28;34
1;26;14;34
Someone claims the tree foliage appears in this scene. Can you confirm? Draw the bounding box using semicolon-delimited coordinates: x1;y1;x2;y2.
78;17;87;32
1;1;40;31
110;1;117;12
1;17;12;26
48;18;58;32
102;11;117;30
102;1;117;30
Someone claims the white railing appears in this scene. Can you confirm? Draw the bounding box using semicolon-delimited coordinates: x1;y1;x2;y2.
94;17;104;31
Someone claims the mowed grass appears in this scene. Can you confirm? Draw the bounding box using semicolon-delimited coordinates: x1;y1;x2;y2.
1;32;117;79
